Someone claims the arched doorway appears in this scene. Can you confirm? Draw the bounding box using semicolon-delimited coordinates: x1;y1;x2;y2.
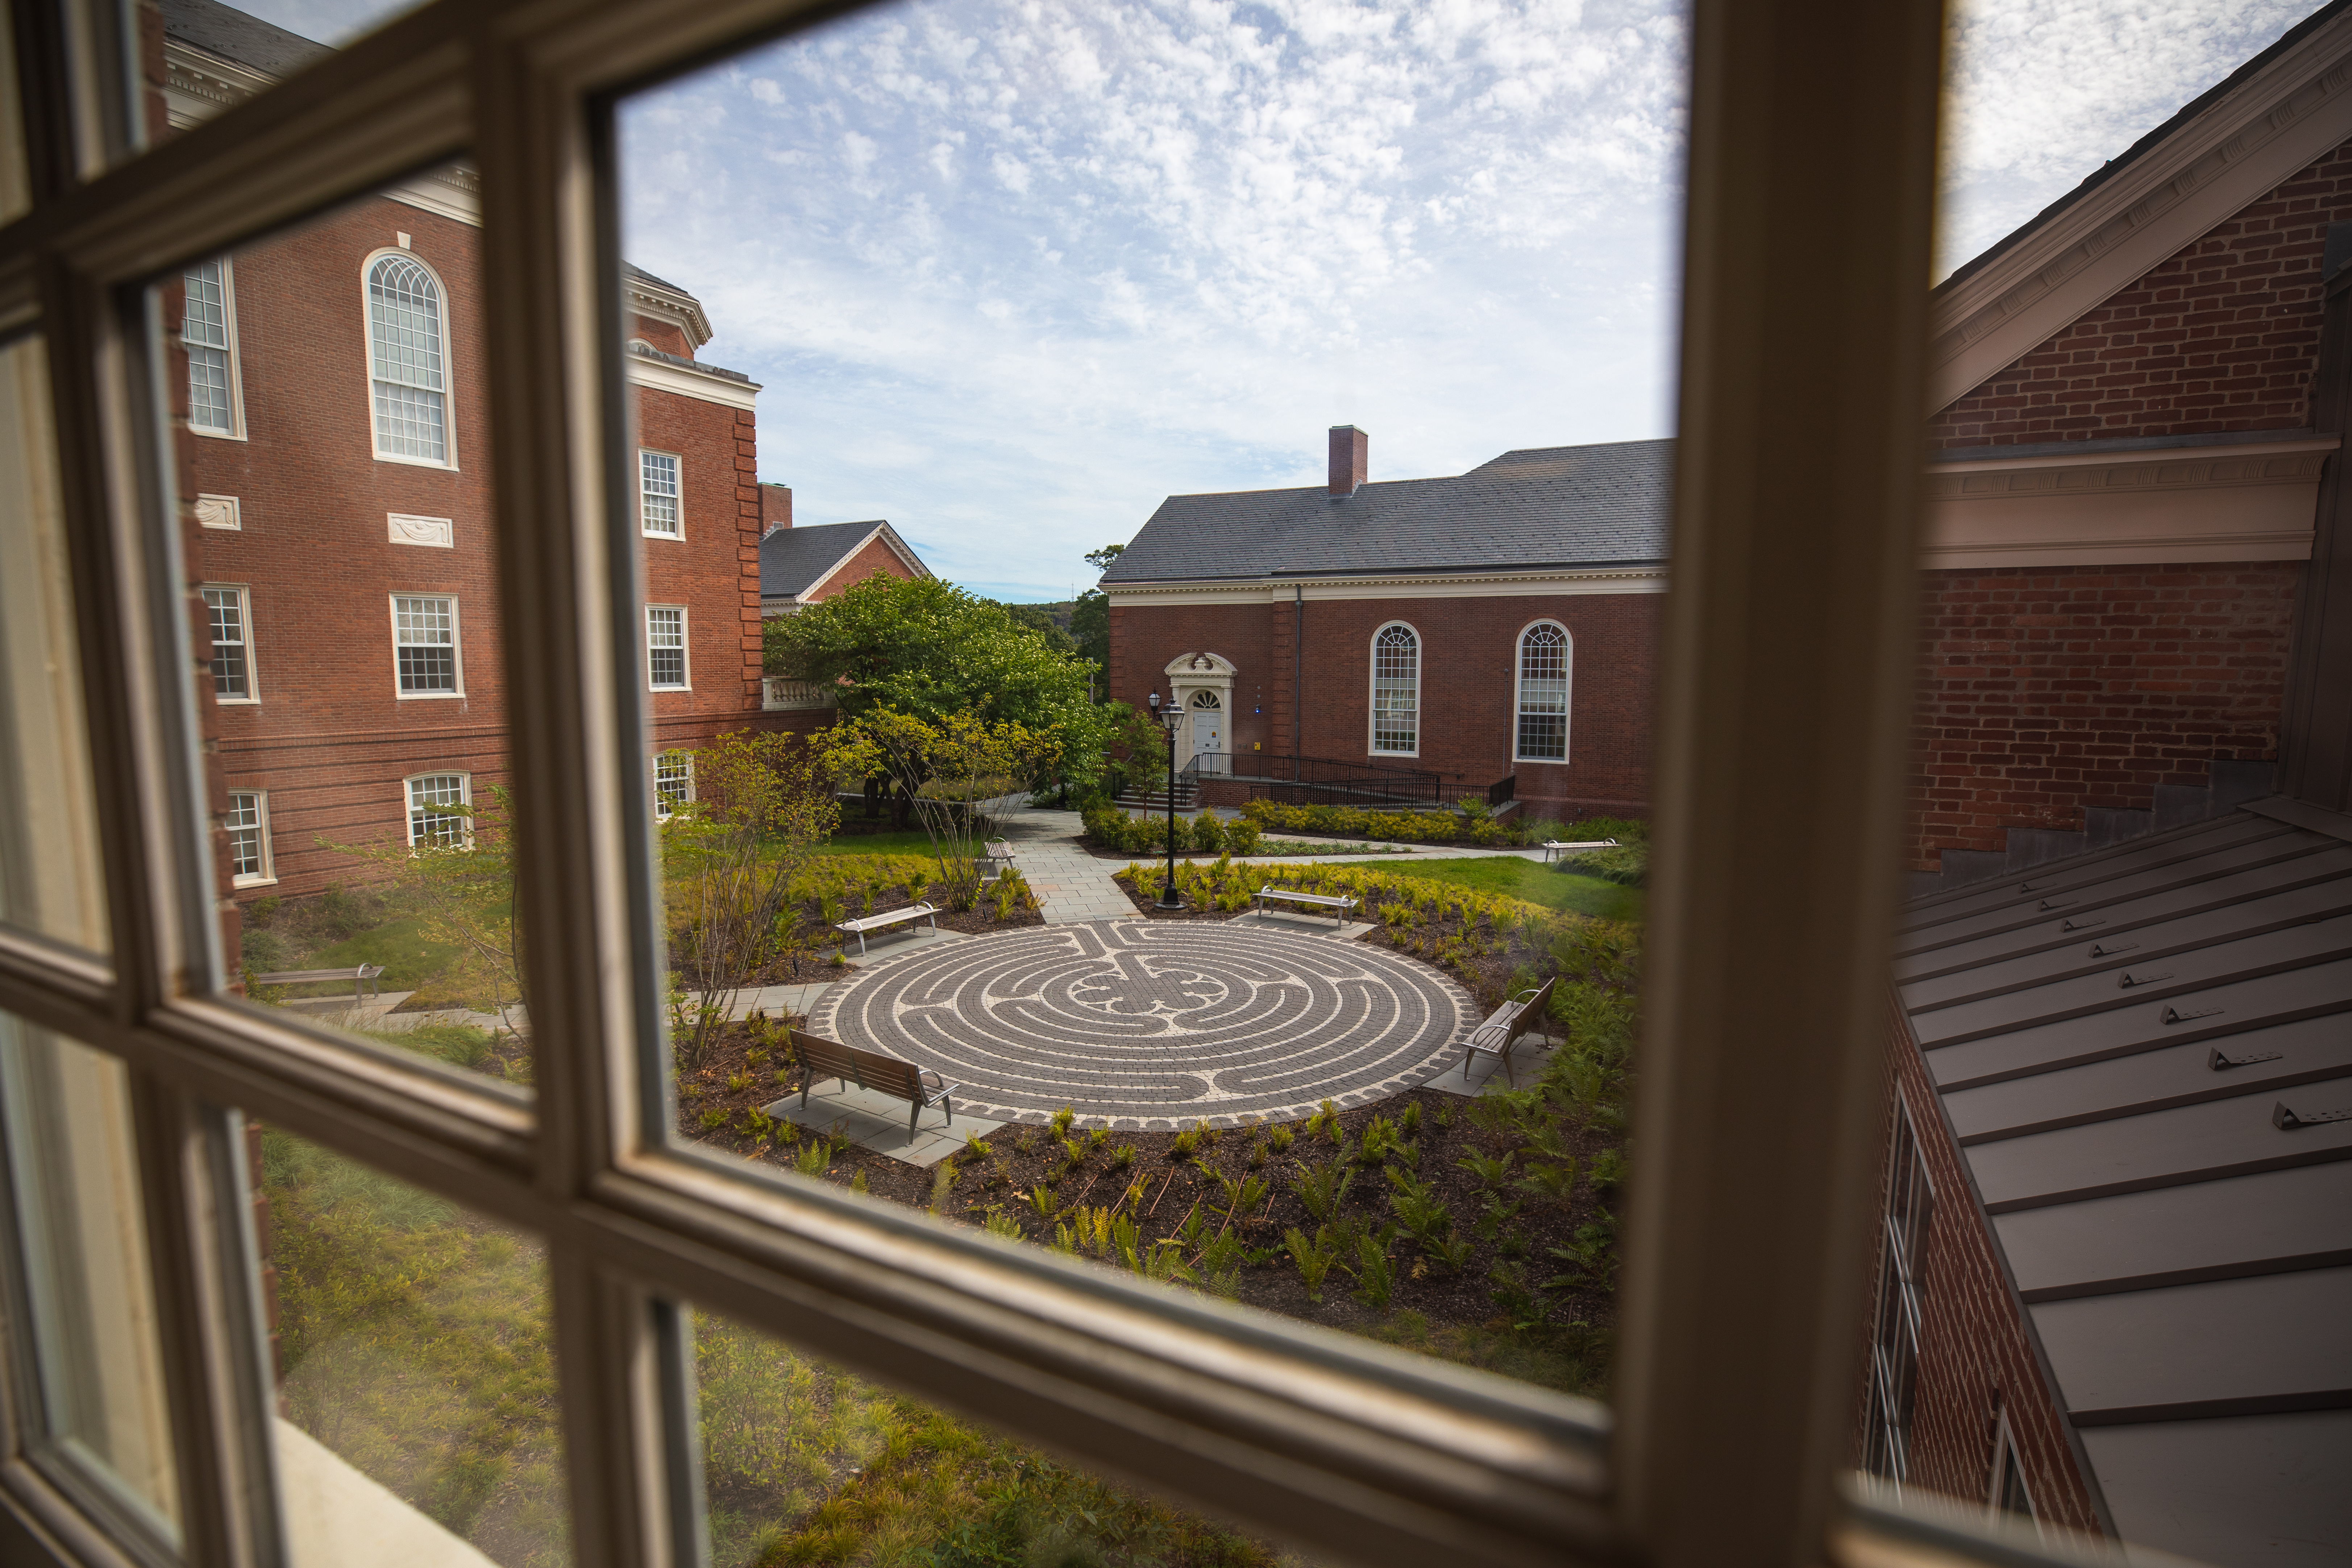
1164;651;1236;774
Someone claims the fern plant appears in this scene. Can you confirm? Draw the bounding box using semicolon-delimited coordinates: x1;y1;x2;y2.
1518;1158;1580;1205
1457;1149;1517;1189
1289;1159;1354;1223
1284;1226;1344;1302
1350;1236;1397;1312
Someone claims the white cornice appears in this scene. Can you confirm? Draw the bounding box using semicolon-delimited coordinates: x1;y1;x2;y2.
627;276;713;349
1103;568;1666;606
625;354;759;412
162;39;277;128
1920;435;2331;568
385;165;481;228
1928;8;2352;413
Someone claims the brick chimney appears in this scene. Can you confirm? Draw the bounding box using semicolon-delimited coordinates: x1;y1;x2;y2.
1329;425;1367;498
760;483;793;536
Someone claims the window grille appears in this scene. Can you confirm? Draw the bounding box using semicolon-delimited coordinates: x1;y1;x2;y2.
224;792;269;882
202;585;252;700
653;752;694;818
183;259;235;434
1863;1099;1934;1487
648;605;687;688
367;255;448;462
392;595;458;694
640;450;681;536
1371;624;1419;754
1517;623;1569;761
406;773;470;848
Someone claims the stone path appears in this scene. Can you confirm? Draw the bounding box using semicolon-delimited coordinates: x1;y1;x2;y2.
807;918;1479;1129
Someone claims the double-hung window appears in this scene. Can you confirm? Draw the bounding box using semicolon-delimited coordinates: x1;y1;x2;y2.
1864;1098;1935;1489
647;605;687;689
1516;621;1569;761
1371;622;1419;755
391;594;461;695
202;585;255;701
367;254;450;464
182;258;241;437
405;773;470;848
640;449;681;536
224;791;271;884
653;751;694;818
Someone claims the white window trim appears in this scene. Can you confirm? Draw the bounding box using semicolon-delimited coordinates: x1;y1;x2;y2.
402;771;473;849
647;603;690;691
225;790;274;886
201;583;259;705
1368;619;1421;758
1987;1406;2038;1530
652;750;695;819
360;247;460;470
1865;1092;1935;1493
183;255;247;441
1512;618;1573;765
639;447;682;539
388;592;465;700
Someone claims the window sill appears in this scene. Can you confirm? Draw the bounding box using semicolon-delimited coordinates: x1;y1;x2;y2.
373;450;460;471
190;425;247;442
232;874;277;888
215;695;260;706
642;528;683;540
395;690;466;700
649;685;691;694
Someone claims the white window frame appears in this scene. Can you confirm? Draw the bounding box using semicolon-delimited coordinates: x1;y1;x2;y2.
361;248;459;469
403;771;472;849
1369;620;1420;757
647;603;689;690
200;583;258;704
0;7;1992;1568
1987;1406;2037;1528
652;750;694;818
388;592;464;699
181;255;245;441
223;790;273;886
1863;1093;1935;1493
639;448;681;538
1513;619;1572;764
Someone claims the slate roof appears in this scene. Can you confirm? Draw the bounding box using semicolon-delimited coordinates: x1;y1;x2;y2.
1100;438;1673;584
1894;801;2352;1564
159;0;329;75
761;521;922;602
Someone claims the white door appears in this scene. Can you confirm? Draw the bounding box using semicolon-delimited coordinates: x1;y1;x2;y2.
1190;691;1225;773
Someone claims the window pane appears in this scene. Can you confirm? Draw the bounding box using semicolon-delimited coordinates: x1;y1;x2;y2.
0;1011;179;1536
0;334;110;954
254;1124;569;1568
153;171;529;1089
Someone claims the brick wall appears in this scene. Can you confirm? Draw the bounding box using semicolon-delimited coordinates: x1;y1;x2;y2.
1862;1002;2104;1533
628;312;695;359
1110;593;1657;819
1906;563;2295;869
636;392;765;727
1932;137;2352;451
805;535;921;601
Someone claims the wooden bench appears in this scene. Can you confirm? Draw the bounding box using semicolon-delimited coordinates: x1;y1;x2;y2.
1254;885;1360;929
1462;973;1558;1087
981;838;1016;882
252;964;385;1007
1539;838;1620;864
789;1028;960;1136
834;902;940;954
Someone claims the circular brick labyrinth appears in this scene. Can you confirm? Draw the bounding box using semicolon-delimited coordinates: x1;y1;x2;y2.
808;919;1478;1128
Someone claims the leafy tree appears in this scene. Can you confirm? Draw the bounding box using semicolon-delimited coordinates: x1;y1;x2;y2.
1003;601;1076;655
1082;542;1126;572
826;710;1054;908
1070;588;1108;678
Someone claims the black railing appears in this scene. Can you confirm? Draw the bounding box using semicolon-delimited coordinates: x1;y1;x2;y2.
1182;752;1513;811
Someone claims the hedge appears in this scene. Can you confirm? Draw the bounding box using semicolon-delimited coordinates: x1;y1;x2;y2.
1082;806;1261;857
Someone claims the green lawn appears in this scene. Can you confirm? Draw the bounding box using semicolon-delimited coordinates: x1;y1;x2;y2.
1373;855;1645;922
813;829;940;857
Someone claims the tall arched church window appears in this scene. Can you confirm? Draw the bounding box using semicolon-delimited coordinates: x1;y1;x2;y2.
1371;623;1419;755
1516;621;1570;761
367;254;450;463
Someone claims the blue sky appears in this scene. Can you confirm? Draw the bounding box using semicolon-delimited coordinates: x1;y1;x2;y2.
254;0;2329;601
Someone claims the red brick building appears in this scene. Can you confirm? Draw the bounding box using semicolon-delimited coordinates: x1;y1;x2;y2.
1100;428;1666;821
166;0;772;900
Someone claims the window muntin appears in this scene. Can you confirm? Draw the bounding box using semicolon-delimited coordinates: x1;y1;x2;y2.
640;449;681;537
202;584;255;701
647;605;687;689
1864;1098;1934;1488
1371;622;1420;755
367;254;450;465
653;750;693;818
1516;621;1570;762
224;792;271;884
405;773;471;848
391;594;461;696
183;258;241;438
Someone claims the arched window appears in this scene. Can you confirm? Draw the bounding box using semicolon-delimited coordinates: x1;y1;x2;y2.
1371;623;1419;755
367;254;450;463
1516;621;1570;761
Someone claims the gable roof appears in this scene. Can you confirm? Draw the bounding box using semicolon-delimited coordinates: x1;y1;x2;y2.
1928;3;2352;412
760;521;929;603
1100;438;1673;585
1893;801;2352;1563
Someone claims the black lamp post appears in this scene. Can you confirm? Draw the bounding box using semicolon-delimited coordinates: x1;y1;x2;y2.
1151;692;1183;910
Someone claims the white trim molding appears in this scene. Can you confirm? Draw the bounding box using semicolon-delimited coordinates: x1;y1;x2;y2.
385;164;483;228
628;271;714;349
1513;618;1574;766
1928;7;2352;412
387;513;455;548
1104;567;1667;608
194;494;241;530
1163;652;1237;769
626;352;759;412
1920;434;2331;569
1368;620;1422;760
361;247;460;470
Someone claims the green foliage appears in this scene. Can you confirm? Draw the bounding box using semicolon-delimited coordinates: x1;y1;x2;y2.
1589;1147;1629;1193
1081;806;1259;857
1267;1123;1295;1154
1111;1142;1136;1170
1518;1160;1580;1205
1457;1148;1517;1190
319;787;528;1031
1283;1226;1345;1303
1488;1260;1545;1329
1288;1158;1354;1223
1049;1106;1076;1137
1168;1123;1202;1159
1350;1235;1397;1313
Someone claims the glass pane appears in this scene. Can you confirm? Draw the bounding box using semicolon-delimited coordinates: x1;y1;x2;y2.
0;1010;179;1535
691;1306;1283;1567
154;168;531;1090
0;334;111;954
256;1124;568;1568
615;0;1660;1426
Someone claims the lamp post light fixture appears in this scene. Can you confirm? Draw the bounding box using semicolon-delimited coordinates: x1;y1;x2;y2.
1151;691;1184;910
